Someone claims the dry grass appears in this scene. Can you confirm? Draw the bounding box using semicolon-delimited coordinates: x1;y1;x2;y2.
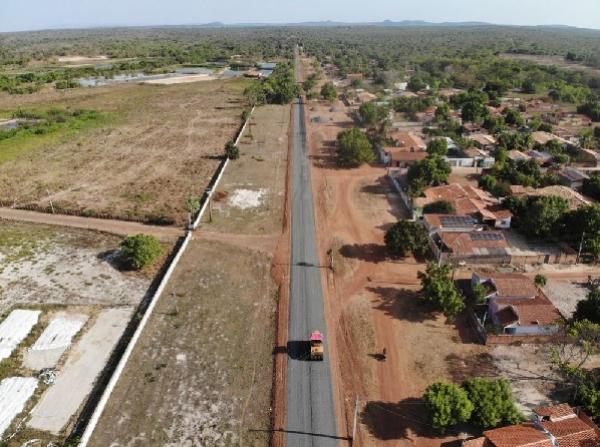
0;78;251;225
89;239;277;447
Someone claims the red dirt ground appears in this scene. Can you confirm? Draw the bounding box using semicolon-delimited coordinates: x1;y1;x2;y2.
303;60;487;447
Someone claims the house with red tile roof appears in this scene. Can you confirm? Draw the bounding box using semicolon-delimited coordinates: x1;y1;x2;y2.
462;404;600;447
472;272;562;336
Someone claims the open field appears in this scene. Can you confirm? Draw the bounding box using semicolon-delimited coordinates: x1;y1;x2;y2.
500;53;600;77
0;78;250;225
202;104;290;236
0;221;151;315
89;104;290;447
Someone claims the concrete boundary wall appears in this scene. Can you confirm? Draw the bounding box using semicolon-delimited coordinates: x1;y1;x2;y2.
75;106;255;447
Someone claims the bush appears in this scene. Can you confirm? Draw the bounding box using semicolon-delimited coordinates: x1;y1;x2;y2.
336;128;374;167
120;234;164;270
418;263;465;319
384;220;429;258
574;290;600;324
534;274;547;287
426;139;448;156
225;141;240;160
424;382;474;433
463;378;524;429
320;82;337;101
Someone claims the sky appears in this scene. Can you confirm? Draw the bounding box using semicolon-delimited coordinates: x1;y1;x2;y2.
1;0;600;33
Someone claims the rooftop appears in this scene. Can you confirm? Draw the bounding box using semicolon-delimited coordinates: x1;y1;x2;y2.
440;231;509;257
465;404;600;447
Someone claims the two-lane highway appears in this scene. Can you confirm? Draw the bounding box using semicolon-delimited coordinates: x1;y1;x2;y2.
286;50;338;447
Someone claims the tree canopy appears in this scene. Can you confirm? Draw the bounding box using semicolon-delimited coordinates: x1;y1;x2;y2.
424;382;474;433
462;378;524;429
335;128;374;167
384;220;429;258
407;155;451;197
418;263;465;319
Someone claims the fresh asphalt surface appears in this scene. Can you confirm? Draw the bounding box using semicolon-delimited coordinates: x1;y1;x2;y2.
285;52;339;447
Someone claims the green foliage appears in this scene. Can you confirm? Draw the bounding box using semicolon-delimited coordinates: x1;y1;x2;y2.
504;108;524;127
423;200;455;214
225;140;240;160
335;128;374;167
565;204;600;260
574;290;600;324
320;82;337;101
534;274;547;287
358;102;388;126
245;63;299;105
384;220;429;258
407;75;427;92
582;175;600;200
302;73;318;93
426;139;448;156
391;96;433;116
506;195;569;239
418;263;465;318
424;382;474;433
120;234;164;270
578;100;600;122
463;378;525;429
407;155;451;197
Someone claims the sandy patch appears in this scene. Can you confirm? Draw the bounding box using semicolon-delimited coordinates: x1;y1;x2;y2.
0;377;38;438
24;312;88;370
57;56;108;63
28;307;132;434
142;74;218;85
543;279;588;319
228;188;267;209
0;310;41;361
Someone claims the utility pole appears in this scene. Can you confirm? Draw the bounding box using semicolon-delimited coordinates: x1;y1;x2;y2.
577;231;586;264
351;395;360;446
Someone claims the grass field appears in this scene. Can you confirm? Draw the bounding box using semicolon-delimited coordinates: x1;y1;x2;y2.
0;78;251;225
88;103;290;447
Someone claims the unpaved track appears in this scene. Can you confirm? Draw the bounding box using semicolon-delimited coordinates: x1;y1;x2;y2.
0;208;183;241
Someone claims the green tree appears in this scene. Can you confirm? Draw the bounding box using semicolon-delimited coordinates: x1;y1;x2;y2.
435;103;450;122
507;195;568;240
418;263;465;318
244;82;267;106
534;274;547;287
407;75;427;92
574;290;600;324
120;234;164;270
424;382;474;433
407;155;451;197
225;141;240;160
565;204;600;260
336;128;374;167
320;82;337;101
461;100;486;123
426;139;449;156
463;378;524;429
504;108;524;127
384;220;429;258
358;102;388;127
423;200;455;214
582;175;600;201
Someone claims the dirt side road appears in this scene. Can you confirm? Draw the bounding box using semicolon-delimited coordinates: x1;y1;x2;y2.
0;208;183;241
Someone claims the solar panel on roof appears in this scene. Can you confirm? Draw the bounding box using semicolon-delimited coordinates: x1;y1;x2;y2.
469;232;504;241
440;216;475;228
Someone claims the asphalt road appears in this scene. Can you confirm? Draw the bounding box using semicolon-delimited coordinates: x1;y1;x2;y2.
286;51;338;447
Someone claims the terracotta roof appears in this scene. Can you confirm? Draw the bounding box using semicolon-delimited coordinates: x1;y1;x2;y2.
535;403;577;421
495;295;562;327
477;405;600;447
480;272;538;299
387;130;426;150
462;437;491;447
507;150;532;161
470;133;497;146
440;231;509;256
484;422;552;447
524;185;590;211
532;131;569;146
416;184;511;224
494;306;520;326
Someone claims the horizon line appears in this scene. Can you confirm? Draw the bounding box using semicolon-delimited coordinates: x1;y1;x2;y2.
2;19;600;35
